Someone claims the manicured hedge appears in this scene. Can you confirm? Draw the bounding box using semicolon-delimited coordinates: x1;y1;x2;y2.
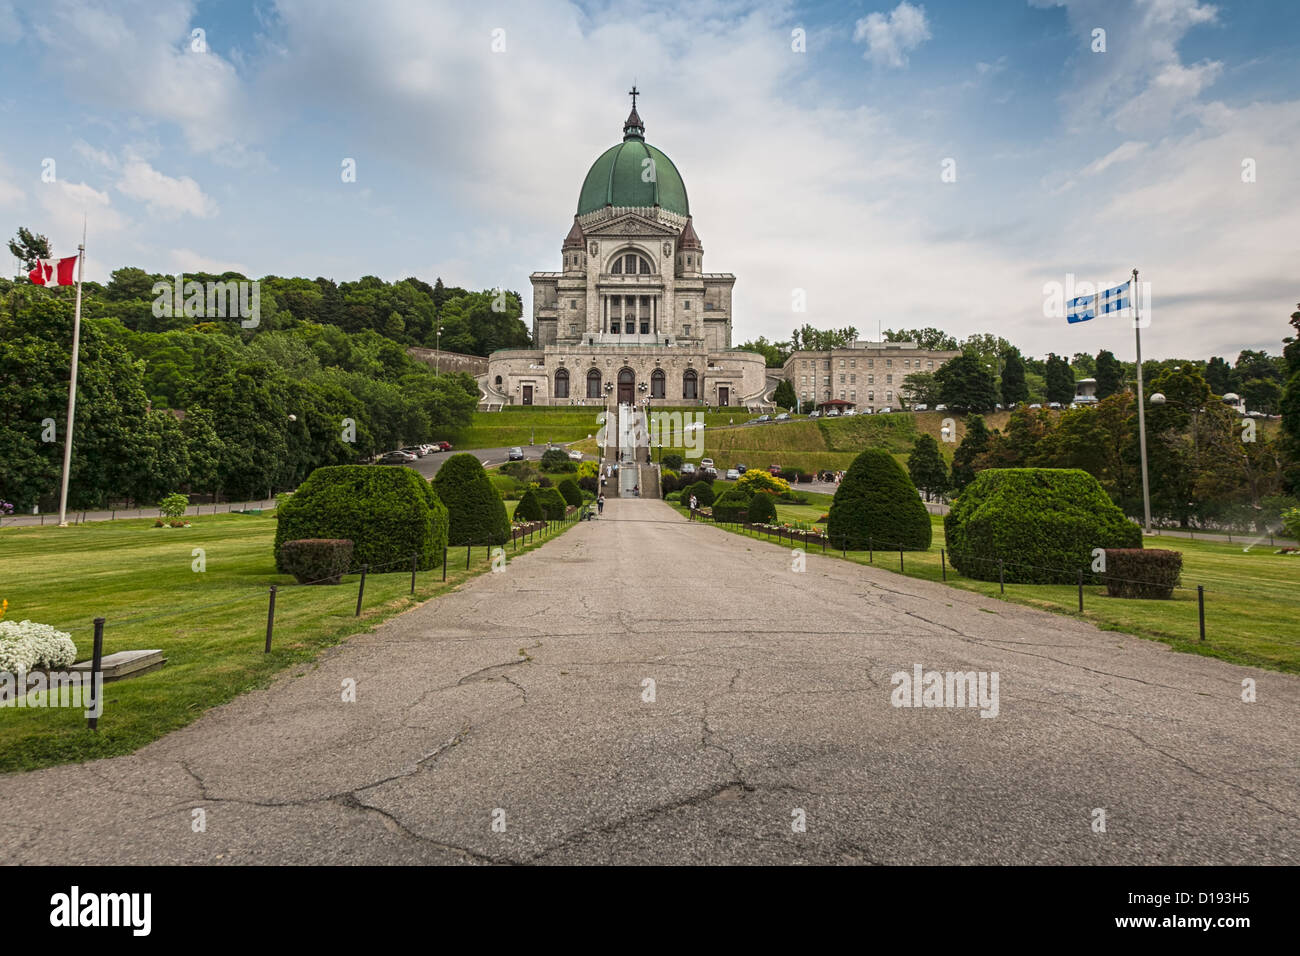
944;468;1142;584
662;454;684;471
515;487;544;522
826;448;931;551
279;538;354;585
686;480;716;507
1103;548;1182;598
537;486;568;520
275;465;447;573
746;492;777;524
540;448;576;472
711;488;751;522
434;453;511;546
557;477;583;508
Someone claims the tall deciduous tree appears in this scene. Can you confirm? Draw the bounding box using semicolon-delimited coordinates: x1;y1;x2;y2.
934;354;998;412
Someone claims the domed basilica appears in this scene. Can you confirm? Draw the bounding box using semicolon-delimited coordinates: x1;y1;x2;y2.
484;90;767;408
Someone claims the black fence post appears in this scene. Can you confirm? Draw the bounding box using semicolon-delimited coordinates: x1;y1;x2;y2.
1077;569;1084;613
465;543;471;569
868;537;873;563
264;586;277;653
442;546;448;582
410;552;417;594
998;559;1004;594
899;547;904;573
87;617;105;731
940;548;947;582
355;564;368;617
842;536;846;558
1198;585;1206;641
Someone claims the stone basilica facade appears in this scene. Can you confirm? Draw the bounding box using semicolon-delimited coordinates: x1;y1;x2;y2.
484;93;767;408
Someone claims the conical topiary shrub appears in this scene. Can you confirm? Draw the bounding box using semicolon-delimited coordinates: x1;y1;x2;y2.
434;453;511;546
515;487;544;522
746;492;777;524
557;477;583;508
826;448;931;551
537;486;567;520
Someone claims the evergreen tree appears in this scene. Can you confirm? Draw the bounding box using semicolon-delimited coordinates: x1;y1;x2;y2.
772;378;797;410
907;434;950;501
934;354;998;412
1045;353;1075;405
1094;349;1124;399
951;414;991;490
1000;347;1028;406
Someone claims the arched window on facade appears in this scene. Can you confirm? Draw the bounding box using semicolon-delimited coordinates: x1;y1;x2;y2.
683;369;698;400
554;368;569;399
651;369;665;398
609;251;653;275
587;368;602;399
494;375;502;386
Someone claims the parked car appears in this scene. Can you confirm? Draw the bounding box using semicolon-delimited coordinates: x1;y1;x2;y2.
508;446;524;461
913;404;928;412
825;408;839;417
400;446;425;458
701;467;718;479
775;412;791;421
1029;403;1043;409
808;410;822;418
568;449;583;460
436;441;453;452
680;462;697;475
701;458;715;470
735;463;748;474
684;421;705;431
757;414;771;423
379;451;415;465
842;408;856;417
725;468;740;480
934;404;947;412
879;407;892;414
768;464;782;475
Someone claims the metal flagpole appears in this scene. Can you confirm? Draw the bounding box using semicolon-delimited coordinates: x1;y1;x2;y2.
56;223;86;528
1132;267;1152;534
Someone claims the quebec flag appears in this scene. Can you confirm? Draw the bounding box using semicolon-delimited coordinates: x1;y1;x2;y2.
1067;280;1131;324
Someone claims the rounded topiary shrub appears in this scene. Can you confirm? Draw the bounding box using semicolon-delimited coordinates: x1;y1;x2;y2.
434;453;511;546
662;453;684;471
540;448;576;472
275;466;447;573
827;448;931;551
711;488;751;522
279;538;355;585
746;492;778;524
944;468;1142;584
557;477;583;508
537;486;567;520
686;480;715;507
515;487;544;522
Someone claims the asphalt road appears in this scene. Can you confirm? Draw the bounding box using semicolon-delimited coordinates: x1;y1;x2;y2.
1;498;1295;864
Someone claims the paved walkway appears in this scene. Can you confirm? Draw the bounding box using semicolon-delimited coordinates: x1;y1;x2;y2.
1;498;1295;864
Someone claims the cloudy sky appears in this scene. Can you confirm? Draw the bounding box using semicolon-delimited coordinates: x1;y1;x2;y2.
1;0;1296;360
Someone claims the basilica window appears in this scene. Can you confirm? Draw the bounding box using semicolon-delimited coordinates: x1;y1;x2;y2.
586;368;602;398
651;369;665;398
682;369;698;400
555;368;570;399
610;252;653;275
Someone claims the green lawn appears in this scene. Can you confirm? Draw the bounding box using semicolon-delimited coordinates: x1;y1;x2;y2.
0;510;578;772
676;504;1300;673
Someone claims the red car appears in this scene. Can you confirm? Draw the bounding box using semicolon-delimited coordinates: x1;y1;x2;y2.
435;441;452;452
768;464;783;476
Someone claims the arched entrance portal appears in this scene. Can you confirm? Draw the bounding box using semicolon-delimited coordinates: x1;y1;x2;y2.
618;367;635;405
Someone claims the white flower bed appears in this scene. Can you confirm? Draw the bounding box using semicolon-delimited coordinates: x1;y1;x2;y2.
0;621;79;672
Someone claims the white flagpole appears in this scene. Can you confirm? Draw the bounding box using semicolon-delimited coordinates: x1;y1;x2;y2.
56;223;87;528
1132;267;1152;534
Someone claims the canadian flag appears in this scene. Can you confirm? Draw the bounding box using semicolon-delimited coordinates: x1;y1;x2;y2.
29;255;79;286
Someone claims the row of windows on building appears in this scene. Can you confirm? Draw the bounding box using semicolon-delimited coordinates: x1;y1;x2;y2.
497;367;702;400
799;374;893;385
798;357;933;370
562;298;694;310
798;390;893;403
566;252;699;273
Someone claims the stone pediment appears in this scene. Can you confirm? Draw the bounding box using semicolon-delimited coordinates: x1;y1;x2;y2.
584;214;678;239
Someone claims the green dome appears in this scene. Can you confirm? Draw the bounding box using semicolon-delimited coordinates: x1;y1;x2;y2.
577;140;690;217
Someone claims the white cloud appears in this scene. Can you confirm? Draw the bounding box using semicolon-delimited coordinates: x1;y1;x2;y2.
1080;140;1147;176
853;2;932;69
116;158;217;219
35;179;128;251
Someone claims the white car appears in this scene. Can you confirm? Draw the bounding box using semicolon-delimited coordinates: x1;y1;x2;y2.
700;458;714;470
684;421;705;431
879;407;893;414
568;450;583;460
842;408;856;417
725;468;740;480
913;404;928;412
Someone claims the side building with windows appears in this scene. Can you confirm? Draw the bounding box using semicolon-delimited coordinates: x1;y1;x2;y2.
782;341;962;413
484;93;766;408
